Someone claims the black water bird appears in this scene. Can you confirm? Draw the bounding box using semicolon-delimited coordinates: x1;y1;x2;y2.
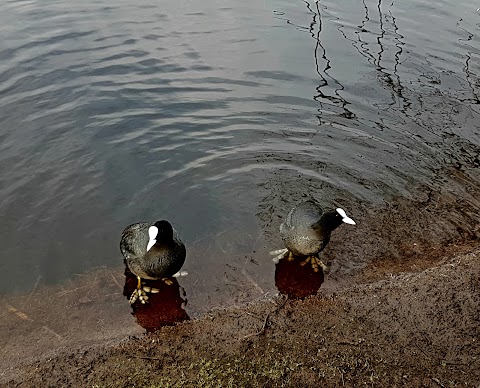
120;220;187;304
270;200;356;273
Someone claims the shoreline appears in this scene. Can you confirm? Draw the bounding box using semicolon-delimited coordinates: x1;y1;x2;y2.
4;241;479;387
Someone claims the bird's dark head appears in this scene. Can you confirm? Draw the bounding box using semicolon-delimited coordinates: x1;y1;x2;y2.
154;220;174;238
147;220;174;251
321;208;356;232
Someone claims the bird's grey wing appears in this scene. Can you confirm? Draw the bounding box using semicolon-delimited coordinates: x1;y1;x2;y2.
285;201;324;227
171;227;184;246
120;222;151;259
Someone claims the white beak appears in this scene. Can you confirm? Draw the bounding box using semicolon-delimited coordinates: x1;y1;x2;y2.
336;208;356;225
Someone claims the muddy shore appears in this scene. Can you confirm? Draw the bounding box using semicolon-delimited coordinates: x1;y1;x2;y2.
3;242;479;387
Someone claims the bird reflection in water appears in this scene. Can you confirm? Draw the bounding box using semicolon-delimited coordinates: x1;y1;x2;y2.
274;255;325;299
123;268;189;332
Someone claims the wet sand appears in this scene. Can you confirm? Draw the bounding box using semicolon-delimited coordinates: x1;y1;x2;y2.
2;241;479;387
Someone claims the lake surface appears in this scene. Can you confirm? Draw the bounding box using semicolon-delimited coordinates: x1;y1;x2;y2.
1;0;479;344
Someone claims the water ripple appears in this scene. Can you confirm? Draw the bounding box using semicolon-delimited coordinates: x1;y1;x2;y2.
0;0;479;299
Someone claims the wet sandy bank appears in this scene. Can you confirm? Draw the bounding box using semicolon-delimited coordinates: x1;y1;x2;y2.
3;242;479;387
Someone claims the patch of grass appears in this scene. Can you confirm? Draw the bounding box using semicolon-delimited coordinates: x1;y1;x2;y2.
149;354;301;388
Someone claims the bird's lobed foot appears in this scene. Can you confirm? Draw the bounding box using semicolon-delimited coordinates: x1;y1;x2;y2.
162;278;174;286
270;248;289;263
300;256;330;274
299;256;311;267
173;271;188;278
286;251;294;261
129;286;160;304
129;288;147;304
142;286;160;294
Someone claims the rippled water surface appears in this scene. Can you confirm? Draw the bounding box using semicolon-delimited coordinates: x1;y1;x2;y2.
1;0;480;346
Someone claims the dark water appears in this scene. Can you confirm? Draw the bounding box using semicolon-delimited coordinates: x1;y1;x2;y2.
1;0;479;339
